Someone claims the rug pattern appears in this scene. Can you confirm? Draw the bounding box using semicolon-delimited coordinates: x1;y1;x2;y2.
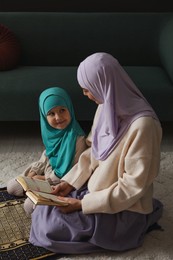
0;189;56;260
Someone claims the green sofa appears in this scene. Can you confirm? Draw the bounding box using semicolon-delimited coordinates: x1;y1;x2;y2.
0;12;173;122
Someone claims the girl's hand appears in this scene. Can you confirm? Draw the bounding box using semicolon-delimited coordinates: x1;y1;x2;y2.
56;196;82;213
32;175;45;180
51;181;74;197
27;171;37;178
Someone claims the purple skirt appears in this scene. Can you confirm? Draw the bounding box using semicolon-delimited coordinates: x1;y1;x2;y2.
29;186;163;254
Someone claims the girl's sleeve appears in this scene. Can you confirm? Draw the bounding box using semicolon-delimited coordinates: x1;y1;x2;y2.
23;150;48;176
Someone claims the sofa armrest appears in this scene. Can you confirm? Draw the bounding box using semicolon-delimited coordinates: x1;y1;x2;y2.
159;17;173;83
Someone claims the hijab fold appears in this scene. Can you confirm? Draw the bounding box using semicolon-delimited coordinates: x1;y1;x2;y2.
39;87;85;177
77;52;159;160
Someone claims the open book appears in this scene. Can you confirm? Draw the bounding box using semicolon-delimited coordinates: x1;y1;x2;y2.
16;176;69;206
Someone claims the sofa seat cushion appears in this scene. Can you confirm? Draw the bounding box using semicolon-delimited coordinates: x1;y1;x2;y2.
0;66;97;121
0;66;172;121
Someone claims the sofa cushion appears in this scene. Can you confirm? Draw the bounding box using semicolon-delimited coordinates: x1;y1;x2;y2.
0;66;97;121
0;24;21;71
0;66;172;121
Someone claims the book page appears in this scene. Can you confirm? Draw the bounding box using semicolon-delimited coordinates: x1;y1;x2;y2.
31;191;69;206
17;176;53;193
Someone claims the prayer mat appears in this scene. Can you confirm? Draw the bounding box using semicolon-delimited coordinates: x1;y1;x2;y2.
0;188;56;260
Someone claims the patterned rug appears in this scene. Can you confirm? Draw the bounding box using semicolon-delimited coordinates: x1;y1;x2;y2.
0;188;56;260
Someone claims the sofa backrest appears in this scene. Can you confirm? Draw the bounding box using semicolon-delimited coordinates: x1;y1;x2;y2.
0;12;173;67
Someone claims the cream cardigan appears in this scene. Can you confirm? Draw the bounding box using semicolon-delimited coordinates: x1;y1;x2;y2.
63;117;162;215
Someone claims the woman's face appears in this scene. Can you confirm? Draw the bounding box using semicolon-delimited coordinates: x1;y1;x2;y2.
46;106;71;129
82;88;102;104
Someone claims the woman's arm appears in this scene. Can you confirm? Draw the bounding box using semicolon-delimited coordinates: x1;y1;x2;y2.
73;136;88;164
81;118;162;214
62;147;96;189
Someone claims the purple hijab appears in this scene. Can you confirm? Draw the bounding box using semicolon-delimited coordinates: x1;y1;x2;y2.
77;52;159;160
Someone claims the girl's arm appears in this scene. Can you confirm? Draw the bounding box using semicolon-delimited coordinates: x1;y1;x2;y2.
23;150;47;177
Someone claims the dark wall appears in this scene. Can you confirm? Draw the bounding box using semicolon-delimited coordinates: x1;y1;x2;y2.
0;0;172;12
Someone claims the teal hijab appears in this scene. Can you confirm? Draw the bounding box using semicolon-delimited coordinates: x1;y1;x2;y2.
39;87;85;178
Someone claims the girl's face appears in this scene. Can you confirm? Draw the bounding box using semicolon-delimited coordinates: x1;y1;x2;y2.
46;106;71;129
82;88;102;104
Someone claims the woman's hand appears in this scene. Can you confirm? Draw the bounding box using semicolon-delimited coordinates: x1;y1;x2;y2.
51;181;74;197
56;196;82;213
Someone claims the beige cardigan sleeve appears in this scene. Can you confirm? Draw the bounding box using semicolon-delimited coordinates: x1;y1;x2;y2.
62;146;95;188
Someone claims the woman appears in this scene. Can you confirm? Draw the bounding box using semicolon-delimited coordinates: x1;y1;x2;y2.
29;53;163;253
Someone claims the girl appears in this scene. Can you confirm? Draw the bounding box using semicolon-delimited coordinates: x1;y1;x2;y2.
29;53;163;253
7;86;86;214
